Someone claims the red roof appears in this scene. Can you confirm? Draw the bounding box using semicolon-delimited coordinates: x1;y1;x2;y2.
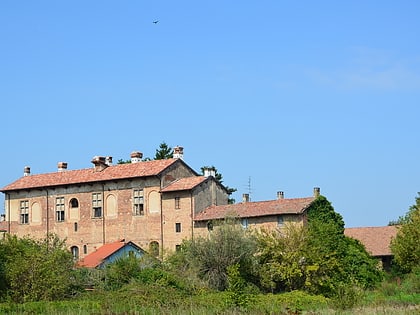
161;176;208;192
78;240;127;268
1;159;179;192
194;197;315;221
344;226;398;256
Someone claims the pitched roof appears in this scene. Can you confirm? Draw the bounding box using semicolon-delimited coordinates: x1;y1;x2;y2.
194;197;315;221
1;159;180;192
78;240;135;268
161;176;208;192
344;226;398;257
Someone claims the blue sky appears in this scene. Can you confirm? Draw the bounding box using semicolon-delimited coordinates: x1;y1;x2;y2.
1;1;419;227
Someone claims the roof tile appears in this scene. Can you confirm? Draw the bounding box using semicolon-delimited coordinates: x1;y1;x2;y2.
161;176;207;192
344;226;398;256
1;159;179;191
194;197;315;221
78;240;126;268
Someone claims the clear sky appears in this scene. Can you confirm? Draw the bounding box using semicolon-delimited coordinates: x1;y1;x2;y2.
1;1;419;227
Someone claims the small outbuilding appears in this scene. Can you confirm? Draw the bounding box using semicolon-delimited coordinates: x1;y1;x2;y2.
78;239;145;269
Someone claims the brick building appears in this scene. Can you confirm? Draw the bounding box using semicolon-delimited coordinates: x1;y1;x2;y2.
193;188;320;237
0;147;229;259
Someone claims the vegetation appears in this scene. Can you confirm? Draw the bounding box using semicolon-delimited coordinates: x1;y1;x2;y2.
0;194;419;314
391;193;420;274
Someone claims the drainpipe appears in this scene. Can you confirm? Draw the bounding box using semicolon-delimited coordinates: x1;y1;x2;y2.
102;183;105;245
190;191;194;241
159;176;164;259
7;193;10;233
46;189;49;236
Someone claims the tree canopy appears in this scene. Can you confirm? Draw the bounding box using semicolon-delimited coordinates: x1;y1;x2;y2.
391;193;420;274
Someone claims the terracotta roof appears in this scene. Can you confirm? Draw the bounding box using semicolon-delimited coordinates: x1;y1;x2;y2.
161;176;207;192
344;226;398;257
78;240;128;268
1;159;179;192
194;197;315;221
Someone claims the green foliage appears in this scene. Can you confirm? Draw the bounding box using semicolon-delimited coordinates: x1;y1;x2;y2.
168;221;258;291
154;141;173;160
391;193;420;274
225;263;256;308
0;234;76;303
307;195;345;234
256;196;382;297
256;224;309;293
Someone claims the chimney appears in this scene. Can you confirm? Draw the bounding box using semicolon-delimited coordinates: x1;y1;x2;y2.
57;162;68;172
313;187;320;197
277;191;284;200
130;151;143;163
91;156;108;172
203;167;216;178
105;156;113;166
242;193;250;203
23;166;30;176
173;146;184;159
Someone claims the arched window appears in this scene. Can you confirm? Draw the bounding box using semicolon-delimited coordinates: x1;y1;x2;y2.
70;198;79;208
70;246;79;260
149;241;159;257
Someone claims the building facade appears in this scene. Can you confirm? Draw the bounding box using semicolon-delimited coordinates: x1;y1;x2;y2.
0;148;229;259
193;188;321;237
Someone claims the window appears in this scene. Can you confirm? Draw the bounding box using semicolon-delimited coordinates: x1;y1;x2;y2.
175;197;180;209
277;215;284;227
71;246;79;260
83;244;87;254
70;198;79;208
175;245;181;252
133;189;144;216
92;193;102;218
20;200;29;224
56;197;65;222
74;222;78;232
241;218;249;229
175;222;181;233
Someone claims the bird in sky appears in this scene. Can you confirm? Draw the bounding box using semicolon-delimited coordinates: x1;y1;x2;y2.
153;20;159;24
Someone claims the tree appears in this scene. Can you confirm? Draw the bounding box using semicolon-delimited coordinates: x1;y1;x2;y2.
256;224;309;293
0;234;76;302
391;193;420;273
154;141;173;160
256;196;382;297
168;220;257;290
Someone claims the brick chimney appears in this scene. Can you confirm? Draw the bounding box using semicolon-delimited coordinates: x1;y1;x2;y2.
57;162;68;172
23;166;30;176
277;191;284;200
242;193;250;203
173;146;184;159
313;187;320;197
91;156;108;172
130;151;143;163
